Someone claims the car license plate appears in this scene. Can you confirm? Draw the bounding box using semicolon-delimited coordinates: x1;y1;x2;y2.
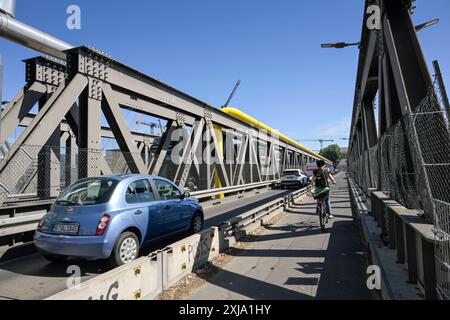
53;223;79;235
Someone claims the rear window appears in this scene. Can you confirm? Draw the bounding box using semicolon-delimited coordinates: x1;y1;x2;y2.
283;170;301;177
55;178;119;206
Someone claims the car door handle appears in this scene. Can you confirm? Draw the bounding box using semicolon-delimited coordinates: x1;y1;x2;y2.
134;210;143;215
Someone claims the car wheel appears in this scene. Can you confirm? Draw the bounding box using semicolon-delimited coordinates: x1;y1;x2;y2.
190;212;204;234
42;253;68;263
109;231;140;268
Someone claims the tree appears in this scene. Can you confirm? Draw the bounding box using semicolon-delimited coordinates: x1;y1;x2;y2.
320;144;341;167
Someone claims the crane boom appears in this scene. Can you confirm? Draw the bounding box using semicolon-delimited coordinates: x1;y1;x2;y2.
222;80;241;108
295;138;334;152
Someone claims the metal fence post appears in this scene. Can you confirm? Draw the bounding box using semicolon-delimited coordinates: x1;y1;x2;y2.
421;237;437;300
395;215;405;264
405;225;418;284
387;208;396;249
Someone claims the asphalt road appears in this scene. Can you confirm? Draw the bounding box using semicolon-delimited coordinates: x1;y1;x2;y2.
0;188;292;300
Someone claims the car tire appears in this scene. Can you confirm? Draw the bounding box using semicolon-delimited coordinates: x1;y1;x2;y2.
109;231;140;268
42;253;68;263
189;212;204;234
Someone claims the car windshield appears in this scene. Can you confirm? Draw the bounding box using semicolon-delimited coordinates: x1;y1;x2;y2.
283;170;301;177
55;178;119;206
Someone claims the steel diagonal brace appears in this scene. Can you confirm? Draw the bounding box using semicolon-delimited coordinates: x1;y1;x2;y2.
382;13;411;115
272;146;281;180
102;84;148;174
264;144;275;181
208;124;230;188
249;137;262;182
0;74;88;204
0;82;47;145
174;119;205;188
0;74;87;166
150;121;176;176
233;134;249;185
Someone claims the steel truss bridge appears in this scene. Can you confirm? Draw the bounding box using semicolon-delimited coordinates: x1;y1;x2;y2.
0;0;330;246
0;0;448;300
348;0;450;300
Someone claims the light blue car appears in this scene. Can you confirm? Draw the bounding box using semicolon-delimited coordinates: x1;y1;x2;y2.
34;174;204;267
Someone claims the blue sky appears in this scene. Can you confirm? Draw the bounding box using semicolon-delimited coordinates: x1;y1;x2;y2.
1;0;449;152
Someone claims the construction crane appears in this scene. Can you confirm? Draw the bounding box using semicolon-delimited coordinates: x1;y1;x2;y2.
222;80;241;108
136;119;164;136
296;139;334;152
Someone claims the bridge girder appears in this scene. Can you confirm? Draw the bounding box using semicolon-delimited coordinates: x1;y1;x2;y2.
0;46;324;206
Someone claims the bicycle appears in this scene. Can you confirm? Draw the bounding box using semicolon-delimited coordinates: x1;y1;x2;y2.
307;188;330;232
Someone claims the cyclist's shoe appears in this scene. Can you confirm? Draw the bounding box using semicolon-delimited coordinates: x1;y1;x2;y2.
327;213;334;219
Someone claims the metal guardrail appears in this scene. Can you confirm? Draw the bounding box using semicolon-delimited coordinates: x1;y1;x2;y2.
0;179;279;245
46;185;311;300
219;185;312;238
348;177;369;218
190;179;278;200
0;211;46;237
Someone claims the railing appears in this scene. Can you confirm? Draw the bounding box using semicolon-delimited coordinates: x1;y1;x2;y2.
348;85;450;300
349;176;440;300
219;186;311;242
191;179;279;201
45;185;311;300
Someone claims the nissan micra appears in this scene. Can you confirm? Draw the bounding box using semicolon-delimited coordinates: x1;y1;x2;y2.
34;174;204;267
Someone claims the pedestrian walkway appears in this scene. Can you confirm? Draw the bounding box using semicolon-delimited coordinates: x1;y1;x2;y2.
185;174;376;300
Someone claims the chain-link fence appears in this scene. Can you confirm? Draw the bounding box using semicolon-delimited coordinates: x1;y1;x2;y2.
0;143;287;207
0;146;140;206
349;82;450;300
379;119;422;211
412;86;450;300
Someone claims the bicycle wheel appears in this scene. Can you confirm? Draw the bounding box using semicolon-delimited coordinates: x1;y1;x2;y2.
323;209;329;230
318;201;326;231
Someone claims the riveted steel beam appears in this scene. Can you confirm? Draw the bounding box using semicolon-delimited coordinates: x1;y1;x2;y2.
0;81;47;144
102;83;147;174
173;119;205;188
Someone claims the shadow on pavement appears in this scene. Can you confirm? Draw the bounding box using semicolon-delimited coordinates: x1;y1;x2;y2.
194;264;314;300
188;175;375;300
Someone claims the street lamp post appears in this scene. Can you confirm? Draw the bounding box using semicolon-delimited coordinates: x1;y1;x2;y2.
415;19;439;32
320;42;360;49
320;19;439;50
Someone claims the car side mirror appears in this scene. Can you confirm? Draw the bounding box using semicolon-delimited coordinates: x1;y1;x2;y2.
182;191;190;199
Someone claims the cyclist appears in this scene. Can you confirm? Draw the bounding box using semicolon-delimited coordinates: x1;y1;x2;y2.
310;160;336;219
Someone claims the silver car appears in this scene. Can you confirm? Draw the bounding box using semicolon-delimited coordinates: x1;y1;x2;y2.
280;169;308;189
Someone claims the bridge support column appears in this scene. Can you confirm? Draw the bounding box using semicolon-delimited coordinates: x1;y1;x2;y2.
78;90;102;178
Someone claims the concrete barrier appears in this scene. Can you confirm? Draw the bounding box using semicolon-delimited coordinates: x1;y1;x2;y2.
46;251;163;300
161;227;220;289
